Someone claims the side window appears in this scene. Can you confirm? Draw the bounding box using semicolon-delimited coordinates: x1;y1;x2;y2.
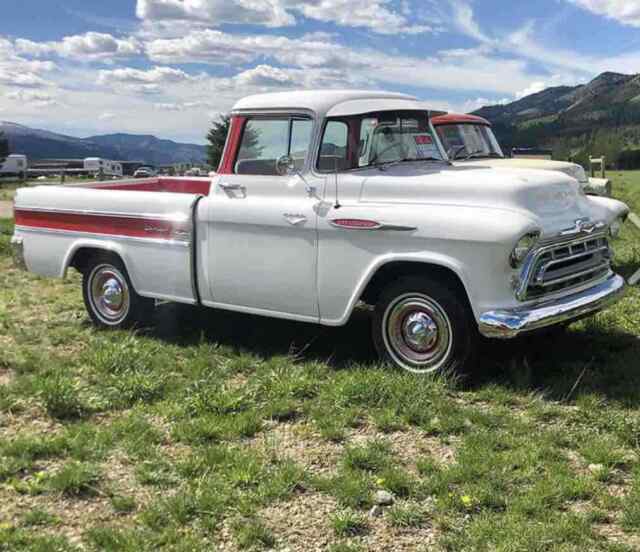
318;121;348;172
235;118;313;175
236;119;288;175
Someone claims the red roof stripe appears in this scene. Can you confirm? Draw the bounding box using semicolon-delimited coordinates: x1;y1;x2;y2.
431;113;492;126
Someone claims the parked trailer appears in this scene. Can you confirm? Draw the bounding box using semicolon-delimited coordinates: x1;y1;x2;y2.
0;154;28;177
83;158;123;178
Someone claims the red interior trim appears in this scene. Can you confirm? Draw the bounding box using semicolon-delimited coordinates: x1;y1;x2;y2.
96;178;211;195
14;209;191;241
218;116;246;174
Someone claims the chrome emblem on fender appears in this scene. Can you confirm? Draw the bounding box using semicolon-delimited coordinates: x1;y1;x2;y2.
559;218;605;237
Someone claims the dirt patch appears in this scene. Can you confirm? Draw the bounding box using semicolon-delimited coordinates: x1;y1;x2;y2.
347;425;457;472
254;492;438;552
249;421;343;476
0;201;12;219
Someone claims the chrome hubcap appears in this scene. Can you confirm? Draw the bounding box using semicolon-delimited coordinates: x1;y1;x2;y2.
102;278;124;311
89;265;130;324
402;312;439;352
383;294;452;374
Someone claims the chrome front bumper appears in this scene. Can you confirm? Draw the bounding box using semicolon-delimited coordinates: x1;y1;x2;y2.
10;235;27;271
478;274;626;339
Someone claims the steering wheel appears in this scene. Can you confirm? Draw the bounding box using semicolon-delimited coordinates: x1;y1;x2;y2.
370;141;407;165
447;144;467;160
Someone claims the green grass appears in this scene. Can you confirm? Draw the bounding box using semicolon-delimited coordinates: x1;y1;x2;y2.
331;510;368;537
0;171;639;549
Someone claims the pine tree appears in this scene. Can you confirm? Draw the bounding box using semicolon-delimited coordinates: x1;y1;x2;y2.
206;115;230;170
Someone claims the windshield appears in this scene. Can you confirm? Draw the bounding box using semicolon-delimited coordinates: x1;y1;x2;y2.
317;111;445;172
435;123;504;160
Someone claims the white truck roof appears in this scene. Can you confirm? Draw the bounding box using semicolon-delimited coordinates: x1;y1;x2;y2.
231;89;419;118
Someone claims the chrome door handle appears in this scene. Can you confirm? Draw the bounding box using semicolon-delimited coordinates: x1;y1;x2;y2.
284;213;307;225
219;182;245;191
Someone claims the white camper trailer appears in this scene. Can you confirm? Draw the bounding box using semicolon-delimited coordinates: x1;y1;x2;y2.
83;158;123;178
0;154;28;177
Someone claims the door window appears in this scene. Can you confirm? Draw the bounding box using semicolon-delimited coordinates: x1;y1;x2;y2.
318;121;348;172
235;118;313;175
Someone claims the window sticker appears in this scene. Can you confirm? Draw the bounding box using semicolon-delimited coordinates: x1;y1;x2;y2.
414;134;437;157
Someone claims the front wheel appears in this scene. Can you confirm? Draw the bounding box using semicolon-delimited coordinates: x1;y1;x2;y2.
82;254;153;329
372;276;476;375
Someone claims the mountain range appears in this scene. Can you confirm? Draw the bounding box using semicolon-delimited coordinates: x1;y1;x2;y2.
0;122;207;166
472;72;640;164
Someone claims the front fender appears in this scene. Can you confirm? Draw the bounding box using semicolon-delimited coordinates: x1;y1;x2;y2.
321;251;472;326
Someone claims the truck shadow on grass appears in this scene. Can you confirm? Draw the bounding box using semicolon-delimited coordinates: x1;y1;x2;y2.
148;302;640;403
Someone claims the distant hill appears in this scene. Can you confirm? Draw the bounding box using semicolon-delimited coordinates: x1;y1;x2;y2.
0;122;207;166
472;72;640;166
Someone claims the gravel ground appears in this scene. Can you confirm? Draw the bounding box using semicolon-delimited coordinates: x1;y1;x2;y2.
0;201;12;218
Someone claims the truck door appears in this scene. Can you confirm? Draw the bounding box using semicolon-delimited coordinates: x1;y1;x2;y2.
205;116;321;321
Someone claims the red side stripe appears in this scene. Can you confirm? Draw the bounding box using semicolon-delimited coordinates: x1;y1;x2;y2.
14;209;191;241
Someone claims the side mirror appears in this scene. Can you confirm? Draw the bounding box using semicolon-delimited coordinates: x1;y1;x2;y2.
275;155;297;176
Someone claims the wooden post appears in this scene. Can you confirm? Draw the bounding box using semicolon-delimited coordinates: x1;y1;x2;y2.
629;213;640;285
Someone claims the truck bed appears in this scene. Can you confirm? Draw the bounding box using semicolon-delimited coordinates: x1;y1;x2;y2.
13;177;211;305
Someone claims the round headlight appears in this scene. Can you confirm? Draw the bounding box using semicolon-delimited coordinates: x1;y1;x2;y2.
609;218;623;239
510;231;540;268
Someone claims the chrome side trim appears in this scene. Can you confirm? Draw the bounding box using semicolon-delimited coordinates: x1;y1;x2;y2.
479;274;625;339
14;225;191;248
14;205;190;223
328;221;417;232
378;224;418;232
10;235;27;270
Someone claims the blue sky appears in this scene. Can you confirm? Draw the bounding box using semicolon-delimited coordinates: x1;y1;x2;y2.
0;0;639;143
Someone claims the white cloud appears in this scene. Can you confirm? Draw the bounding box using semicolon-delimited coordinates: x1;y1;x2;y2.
0;70;51;88
0;38;57;90
567;0;640;27
15;32;142;60
449;0;492;43
97;66;192;85
154;101;210;111
144;29;536;94
6;89;58;108
136;0;434;34
287;0;433;34
233;65;297;88
136;0;294;28
460;96;510;112
98;112;116;120
515;81;548;100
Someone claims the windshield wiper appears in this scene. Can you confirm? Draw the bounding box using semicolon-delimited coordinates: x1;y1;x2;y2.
375;157;443;171
465;151;503;160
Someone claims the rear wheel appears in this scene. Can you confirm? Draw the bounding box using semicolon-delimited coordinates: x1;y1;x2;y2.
82;254;153;329
372;276;476;375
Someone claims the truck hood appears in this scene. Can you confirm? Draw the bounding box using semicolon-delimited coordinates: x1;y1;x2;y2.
355;164;627;237
452;158;588;184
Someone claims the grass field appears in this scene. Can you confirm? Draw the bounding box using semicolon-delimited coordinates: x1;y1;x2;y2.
1;173;639;551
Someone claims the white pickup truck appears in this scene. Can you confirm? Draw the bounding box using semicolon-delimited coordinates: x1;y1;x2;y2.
431;113;612;197
11;90;630;374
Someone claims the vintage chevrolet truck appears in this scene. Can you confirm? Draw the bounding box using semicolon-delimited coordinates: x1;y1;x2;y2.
431;113;612;196
10;90;630;374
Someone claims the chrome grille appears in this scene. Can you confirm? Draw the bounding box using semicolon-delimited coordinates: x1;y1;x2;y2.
519;234;612;301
